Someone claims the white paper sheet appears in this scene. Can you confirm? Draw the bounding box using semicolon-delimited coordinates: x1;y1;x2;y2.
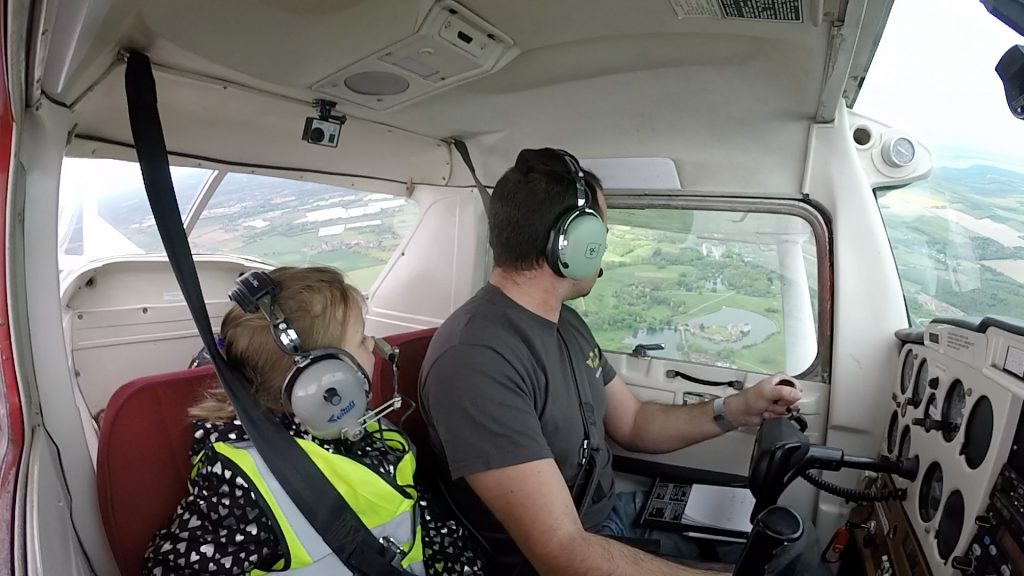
681;484;756;533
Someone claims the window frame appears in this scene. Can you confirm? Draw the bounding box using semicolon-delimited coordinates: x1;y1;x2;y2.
600;194;834;383
873;186;915;328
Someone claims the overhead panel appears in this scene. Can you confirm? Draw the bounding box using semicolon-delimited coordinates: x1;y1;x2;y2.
312;0;517;111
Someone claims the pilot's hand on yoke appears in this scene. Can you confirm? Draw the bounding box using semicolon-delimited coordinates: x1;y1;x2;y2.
725;373;802;428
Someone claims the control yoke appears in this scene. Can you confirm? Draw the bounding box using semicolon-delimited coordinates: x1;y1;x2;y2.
732;381;920;575
747;418;920;521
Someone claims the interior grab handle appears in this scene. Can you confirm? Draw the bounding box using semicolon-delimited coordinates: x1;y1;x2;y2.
665;369;744;391
631;343;665;358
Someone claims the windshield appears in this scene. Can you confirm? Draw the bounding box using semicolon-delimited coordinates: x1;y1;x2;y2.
59;159;419;291
189;173;418;291
857;0;1024;326
58;158;210;272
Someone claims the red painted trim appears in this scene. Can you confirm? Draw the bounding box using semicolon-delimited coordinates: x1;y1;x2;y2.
0;20;24;575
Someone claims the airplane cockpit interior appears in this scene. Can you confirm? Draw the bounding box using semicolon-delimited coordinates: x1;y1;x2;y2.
5;0;1024;575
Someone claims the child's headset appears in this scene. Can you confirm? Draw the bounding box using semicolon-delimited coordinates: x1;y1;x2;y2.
228;270;402;441
534;149;608;281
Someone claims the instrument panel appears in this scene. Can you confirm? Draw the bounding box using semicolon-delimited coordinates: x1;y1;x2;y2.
883;318;1024;575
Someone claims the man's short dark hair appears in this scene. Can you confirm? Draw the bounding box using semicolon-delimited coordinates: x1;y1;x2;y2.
488;148;602;272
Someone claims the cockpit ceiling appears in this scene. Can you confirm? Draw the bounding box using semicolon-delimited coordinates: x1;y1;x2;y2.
50;0;866;194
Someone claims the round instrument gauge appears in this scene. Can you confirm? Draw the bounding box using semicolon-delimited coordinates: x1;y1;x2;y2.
936;490;965;561
882;136;917;168
910;360;928;408
900;352;914;395
898;425;912;460
918;461;943;523
886;410;899;455
941;380;966;442
924;392;939;424
962;396;994;470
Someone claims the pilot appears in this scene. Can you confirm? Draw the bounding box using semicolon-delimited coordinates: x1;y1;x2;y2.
143;266;485;576
419;149;829;575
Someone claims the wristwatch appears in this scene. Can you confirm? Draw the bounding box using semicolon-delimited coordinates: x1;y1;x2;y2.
712;397;738;432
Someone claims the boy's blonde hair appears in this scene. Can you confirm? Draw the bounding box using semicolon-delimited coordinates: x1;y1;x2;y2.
190;266;365;421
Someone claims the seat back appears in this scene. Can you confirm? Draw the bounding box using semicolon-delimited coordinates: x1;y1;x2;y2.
96;366;217;576
371;328;438;474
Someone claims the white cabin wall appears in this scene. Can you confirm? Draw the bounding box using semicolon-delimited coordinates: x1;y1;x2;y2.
62;259;265;416
803;105;908;540
365;184;489;336
17;99;118;575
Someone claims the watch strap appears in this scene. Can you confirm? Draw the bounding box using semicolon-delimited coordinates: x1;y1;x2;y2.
713;397;738;432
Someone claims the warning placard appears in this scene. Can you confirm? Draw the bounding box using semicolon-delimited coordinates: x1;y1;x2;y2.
668;0;723;18
946;332;976;354
719;0;802;22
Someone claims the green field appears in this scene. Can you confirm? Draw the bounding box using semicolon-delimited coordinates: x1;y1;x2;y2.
570;219;791;374
346;265;387;291
878;164;1024;327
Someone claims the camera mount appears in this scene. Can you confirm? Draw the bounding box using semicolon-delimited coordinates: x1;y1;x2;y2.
302;99;347;148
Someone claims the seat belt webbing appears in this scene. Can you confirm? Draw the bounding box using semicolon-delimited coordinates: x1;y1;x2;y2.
450;139;491;219
123;50;408;576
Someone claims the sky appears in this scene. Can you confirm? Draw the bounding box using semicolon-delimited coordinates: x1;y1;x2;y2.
58;158;209;201
855;0;1024;167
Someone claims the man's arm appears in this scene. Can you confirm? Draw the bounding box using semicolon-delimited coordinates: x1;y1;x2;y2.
603;373;802;454
467;459;719;576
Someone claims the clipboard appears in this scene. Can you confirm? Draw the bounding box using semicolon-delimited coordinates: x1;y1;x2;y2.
638;478;752;543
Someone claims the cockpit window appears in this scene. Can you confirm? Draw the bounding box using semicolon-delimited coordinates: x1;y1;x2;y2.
58;158;419;292
58;158;210;273
568;207;822;375
189;173;418;291
857;0;1024;327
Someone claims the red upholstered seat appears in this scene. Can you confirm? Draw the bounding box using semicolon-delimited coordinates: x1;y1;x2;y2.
96;329;437;576
96;365;218;576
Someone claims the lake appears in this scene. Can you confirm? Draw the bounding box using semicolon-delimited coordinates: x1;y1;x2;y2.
623;306;779;358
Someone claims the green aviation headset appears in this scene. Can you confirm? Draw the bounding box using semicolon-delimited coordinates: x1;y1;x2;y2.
518;148;608;281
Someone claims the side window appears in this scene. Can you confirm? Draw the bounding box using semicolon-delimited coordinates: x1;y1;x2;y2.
58;158;211;273
569;207;822;375
189;173;419;291
876;177;1024;327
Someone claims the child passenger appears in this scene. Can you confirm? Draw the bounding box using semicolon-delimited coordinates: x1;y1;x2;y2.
143;266;484;576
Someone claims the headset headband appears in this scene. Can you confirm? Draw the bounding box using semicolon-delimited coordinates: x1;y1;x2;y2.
514;147;592;207
555;149;589;209
229;270;303;356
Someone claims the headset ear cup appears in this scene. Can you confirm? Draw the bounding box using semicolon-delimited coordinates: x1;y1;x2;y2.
281;364;302;410
558;210;607;281
546;211;574;277
285;349;371;440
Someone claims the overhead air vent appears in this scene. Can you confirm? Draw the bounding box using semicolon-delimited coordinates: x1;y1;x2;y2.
313;0;516;111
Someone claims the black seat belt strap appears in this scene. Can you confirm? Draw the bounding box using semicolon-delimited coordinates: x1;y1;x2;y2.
450;139;491;219
557;330;599;517
123;50;408;576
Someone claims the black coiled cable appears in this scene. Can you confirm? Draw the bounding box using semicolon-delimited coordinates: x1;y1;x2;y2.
800;471;906;503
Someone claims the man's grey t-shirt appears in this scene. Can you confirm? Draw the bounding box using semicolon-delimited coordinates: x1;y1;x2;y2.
419;283;617;569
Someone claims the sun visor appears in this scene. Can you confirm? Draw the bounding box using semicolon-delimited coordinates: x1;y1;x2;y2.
580;157;682;192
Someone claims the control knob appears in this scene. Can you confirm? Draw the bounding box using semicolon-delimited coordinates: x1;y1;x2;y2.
951;555;976;574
